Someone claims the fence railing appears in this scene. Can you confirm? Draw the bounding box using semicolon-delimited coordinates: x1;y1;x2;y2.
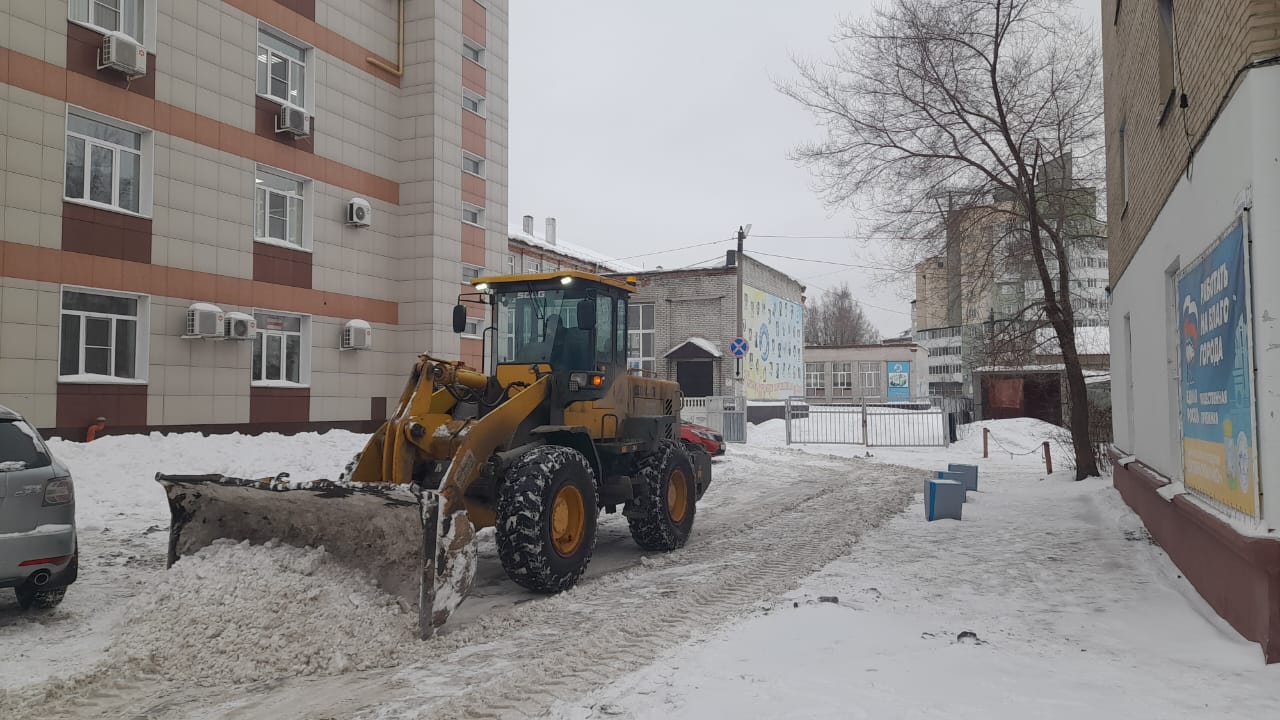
682;396;746;443
785;397;949;447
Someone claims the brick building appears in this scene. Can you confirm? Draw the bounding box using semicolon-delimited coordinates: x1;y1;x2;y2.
1104;0;1280;661
612;252;805;400
0;0;509;438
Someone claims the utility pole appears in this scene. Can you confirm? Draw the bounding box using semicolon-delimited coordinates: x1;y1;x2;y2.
735;224;750;396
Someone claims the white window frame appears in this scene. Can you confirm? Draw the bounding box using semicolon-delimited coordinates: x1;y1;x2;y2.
463;89;486;118
526;259;542;274
251;310;311;388
58;285;150;384
627;303;656;372
463;202;485;227
462;37;486;66
462;264;483;284
805;363;825;394
860;361;880;391
257;25;313;111
64;107;153;218
69;0;156;49
506;255;515;274
462;317;482;339
831;362;854;397
254;165;312;251
462;152;486;178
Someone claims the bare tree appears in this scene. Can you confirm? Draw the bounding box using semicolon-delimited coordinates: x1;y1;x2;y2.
806;284;881;346
782;0;1103;479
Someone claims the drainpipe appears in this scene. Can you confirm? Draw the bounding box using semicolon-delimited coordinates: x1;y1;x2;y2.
367;0;405;77
86;417;107;442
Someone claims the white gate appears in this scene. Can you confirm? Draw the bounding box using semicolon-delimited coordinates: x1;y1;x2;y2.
682;396;747;443
784;397;949;447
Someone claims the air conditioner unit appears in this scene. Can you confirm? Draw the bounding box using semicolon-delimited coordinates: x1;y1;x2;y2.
99;31;147;77
346;198;372;227
342;319;372;350
183;303;225;339
276;105;310;137
223;312;258;341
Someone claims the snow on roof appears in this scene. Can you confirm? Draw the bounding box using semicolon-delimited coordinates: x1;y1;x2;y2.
665;336;724;358
1034;326;1110;356
508;226;642;274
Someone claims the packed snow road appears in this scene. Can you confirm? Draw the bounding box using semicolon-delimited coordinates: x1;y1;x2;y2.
0;433;919;719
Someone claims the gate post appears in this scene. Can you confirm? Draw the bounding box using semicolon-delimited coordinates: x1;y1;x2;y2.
785;397;792;445
861;402;870;447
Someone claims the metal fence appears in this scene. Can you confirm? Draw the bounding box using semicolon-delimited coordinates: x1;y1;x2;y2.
784;397;950;447
681;396;747;443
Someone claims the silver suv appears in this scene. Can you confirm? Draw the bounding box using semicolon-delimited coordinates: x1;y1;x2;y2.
0;405;77;609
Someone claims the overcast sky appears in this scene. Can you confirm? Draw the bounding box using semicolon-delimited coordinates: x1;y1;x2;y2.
507;1;1099;338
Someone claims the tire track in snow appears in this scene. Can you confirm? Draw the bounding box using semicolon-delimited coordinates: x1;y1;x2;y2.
1;452;918;720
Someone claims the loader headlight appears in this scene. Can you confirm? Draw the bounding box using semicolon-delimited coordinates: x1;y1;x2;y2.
475;282;489;291
560;276;574;285
569;372;605;390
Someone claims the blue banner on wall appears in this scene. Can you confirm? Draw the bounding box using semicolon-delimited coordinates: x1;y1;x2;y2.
887;361;911;401
1176;217;1258;517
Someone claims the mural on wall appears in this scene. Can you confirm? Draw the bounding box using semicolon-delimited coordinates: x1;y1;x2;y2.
742;285;804;399
886;361;911;401
1176;217;1259;518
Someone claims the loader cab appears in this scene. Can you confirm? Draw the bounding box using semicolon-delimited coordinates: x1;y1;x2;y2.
457;272;633;401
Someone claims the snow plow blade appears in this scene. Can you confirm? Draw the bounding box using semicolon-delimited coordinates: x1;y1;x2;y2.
156;473;477;638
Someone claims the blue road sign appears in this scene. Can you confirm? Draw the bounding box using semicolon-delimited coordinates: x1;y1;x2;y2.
730;337;749;357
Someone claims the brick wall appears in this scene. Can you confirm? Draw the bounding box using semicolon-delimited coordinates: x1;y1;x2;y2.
1104;0;1280;285
628;270;736;393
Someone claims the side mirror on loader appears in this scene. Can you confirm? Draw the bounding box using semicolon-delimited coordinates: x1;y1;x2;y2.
452;305;467;334
576;298;596;330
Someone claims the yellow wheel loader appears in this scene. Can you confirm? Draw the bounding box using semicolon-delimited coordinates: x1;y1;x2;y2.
156;271;713;637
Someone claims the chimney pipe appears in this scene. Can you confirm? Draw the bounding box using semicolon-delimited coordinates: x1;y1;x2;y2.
546;217;557;246
522;215;534;234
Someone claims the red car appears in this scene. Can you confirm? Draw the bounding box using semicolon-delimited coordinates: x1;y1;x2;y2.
680;421;726;456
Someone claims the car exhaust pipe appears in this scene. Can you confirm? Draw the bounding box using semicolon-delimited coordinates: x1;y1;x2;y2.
29;569;52;587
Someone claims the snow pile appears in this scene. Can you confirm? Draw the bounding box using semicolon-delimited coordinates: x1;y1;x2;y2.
45;430;369;533
107;539;417;685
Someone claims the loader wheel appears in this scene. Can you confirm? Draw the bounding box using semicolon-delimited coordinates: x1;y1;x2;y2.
496;445;599;593
627;440;696;551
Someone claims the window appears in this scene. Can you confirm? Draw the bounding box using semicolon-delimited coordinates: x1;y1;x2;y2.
860;362;880;392
628;303;655;372
60;288;147;382
463;37;486;66
832;362;854;397
252;311;308;386
999;284;1015;295
463;203;484;226
527;260;542;274
1002;304;1015;316
462;317;482;338
506;255;515;275
463;152;485;178
65;111;148;215
596;295;615;362
462;264;483;284
254;166;308;248
70;0;144;43
257;27;308;109
463;89;486;117
805;363;825;394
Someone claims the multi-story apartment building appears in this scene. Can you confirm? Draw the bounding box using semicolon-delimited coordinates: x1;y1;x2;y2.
0;0;508;438
1104;0;1280;662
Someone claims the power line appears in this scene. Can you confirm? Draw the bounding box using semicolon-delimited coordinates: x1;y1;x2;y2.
749;250;900;273
612;236;734;262
802;279;910;317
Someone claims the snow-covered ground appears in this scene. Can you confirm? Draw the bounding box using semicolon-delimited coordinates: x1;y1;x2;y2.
556;419;1280;719
3;418;1277;719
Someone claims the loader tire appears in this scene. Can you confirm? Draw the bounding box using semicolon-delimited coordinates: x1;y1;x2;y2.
496;445;599;594
627;440;696;551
